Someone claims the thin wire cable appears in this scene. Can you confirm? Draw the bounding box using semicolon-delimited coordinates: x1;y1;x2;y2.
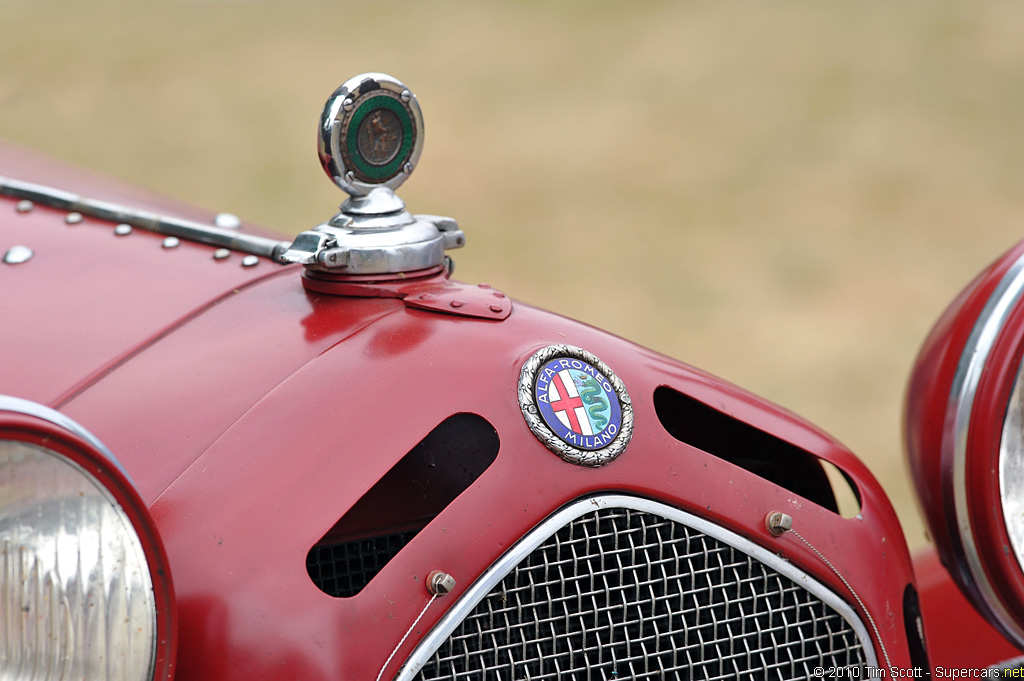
377;593;439;681
788;527;894;677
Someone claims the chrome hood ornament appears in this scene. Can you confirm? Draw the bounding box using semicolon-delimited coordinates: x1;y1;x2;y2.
281;73;464;276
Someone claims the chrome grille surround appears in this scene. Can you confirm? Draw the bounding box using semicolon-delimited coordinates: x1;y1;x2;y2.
396;495;876;680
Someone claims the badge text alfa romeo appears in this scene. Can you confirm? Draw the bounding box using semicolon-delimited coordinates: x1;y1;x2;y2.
518;345;633;467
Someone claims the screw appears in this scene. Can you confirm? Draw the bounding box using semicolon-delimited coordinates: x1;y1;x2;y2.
490;305;503;313
214;213;241;229
241;255;259;268
213;248;231;260
345;171;355;184
65;212;83;225
450;300;465;309
162;237;180;249
15;200;33;213
765;511;793;537
114;224;132;236
403;162;414;175
342;97;353;111
419;293;436;301
3;245;34;265
427;570;456;596
401;89;411;103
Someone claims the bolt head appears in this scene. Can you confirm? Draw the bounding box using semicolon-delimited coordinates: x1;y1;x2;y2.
427;570;456;596
765;511;793;536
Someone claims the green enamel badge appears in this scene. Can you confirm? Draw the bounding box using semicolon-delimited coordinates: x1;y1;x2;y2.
317;73;424;198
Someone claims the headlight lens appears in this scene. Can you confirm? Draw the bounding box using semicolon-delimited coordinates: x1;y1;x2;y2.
1001;363;1024;576
1;439;156;680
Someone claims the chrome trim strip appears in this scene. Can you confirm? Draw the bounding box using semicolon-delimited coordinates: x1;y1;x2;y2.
0;394;128;480
0;177;291;261
946;251;1024;647
394;494;878;680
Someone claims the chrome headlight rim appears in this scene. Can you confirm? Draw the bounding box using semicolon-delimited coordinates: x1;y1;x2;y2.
944;252;1024;649
0;395;176;681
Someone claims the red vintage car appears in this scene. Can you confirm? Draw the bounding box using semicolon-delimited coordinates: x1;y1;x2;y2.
1;73;1023;680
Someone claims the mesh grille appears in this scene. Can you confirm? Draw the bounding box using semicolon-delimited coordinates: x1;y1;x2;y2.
414;506;866;680
306;529;417;598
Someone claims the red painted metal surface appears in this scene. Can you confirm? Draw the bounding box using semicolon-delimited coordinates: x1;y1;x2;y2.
64;296;914;679
914;548;1021;668
905;237;1024;649
0;143;286;408
1;145;922;677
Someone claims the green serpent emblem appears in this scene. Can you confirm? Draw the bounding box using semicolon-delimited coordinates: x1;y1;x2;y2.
579;375;610;431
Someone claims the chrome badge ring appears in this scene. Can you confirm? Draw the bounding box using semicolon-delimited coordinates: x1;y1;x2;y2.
318;73;424;197
519;345;633;467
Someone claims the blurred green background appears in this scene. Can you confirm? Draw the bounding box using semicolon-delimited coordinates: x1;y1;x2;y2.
4;2;1024;550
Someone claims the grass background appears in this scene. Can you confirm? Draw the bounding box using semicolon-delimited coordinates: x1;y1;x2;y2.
4;2;1024;550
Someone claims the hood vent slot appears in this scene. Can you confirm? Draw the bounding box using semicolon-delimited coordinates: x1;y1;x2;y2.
654;386;843;513
306;412;499;598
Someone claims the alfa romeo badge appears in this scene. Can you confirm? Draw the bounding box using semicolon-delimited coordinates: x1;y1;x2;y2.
519;345;633;467
317;73;424;197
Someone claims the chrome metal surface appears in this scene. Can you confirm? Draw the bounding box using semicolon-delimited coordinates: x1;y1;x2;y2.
65;211;83;224
946;249;1024;647
0;177;290;260
339;186;408;219
3;245;34;264
999;363;1024;584
114;223;132;236
397;495;875;680
162;236;180;249
289;75;463;276
285;215;463;275
518;345;633;467
15;199;33;213
214;248;231;260
241;255;259;268
318;73;424;198
214;212;241;229
0;395;124;478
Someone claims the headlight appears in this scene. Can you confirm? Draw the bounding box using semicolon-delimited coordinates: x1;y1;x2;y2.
906;243;1024;650
1000;363;1024;586
0;396;175;680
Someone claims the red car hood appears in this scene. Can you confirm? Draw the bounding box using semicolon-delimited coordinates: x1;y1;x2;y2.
0;143;920;677
0;142;291;409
